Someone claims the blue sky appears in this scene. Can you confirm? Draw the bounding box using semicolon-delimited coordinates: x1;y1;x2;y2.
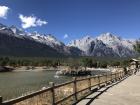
0;0;140;43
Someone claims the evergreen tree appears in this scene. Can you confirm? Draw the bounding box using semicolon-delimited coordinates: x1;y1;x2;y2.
134;39;140;53
81;58;93;70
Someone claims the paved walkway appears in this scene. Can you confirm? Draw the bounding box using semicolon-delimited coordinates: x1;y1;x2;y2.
77;72;140;105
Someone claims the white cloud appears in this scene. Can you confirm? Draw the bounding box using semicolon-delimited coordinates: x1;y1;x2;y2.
0;6;10;19
64;34;69;39
36;19;47;26
19;14;47;29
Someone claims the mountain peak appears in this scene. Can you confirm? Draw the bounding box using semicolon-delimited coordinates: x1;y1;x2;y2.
10;25;26;36
0;23;6;27
105;32;112;36
30;33;64;47
83;35;91;39
99;32;117;37
97;33;121;42
68;32;136;57
0;23;137;57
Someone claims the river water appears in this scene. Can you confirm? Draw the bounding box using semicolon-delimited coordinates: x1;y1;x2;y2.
0;71;72;101
0;70;109;101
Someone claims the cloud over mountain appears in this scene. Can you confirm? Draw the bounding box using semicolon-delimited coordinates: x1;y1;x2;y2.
19;14;47;29
64;34;69;39
0;6;10;19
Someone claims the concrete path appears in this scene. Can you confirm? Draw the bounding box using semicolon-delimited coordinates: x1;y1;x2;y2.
76;72;140;105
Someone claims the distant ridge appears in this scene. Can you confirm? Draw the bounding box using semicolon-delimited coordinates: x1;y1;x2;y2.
0;23;137;57
68;33;136;57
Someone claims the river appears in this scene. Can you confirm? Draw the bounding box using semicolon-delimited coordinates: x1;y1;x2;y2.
0;69;109;101
0;71;72;101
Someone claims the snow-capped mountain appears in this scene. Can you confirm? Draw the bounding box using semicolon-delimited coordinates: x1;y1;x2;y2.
0;23;14;35
30;32;64;47
68;33;136;57
96;33;135;57
0;23;137;57
97;32;134;50
0;23;83;56
0;23;65;48
68;36;94;55
0;23;31;39
68;35;118;57
0;23;6;29
29;32;75;55
10;25;26;36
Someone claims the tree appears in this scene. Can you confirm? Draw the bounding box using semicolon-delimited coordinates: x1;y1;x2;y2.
99;61;108;68
134;40;140;53
69;62;79;70
120;60;130;68
9;60;17;67
81;58;93;70
0;57;10;66
92;60;98;68
110;61;120;67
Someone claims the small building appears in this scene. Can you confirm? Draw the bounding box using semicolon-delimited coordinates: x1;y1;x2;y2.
130;59;140;69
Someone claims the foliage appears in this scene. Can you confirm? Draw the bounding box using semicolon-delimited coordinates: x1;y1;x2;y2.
134;40;140;53
0;57;9;66
81;58;93;70
98;61;108;68
120;59;130;67
110;61;120;67
0;56;131;69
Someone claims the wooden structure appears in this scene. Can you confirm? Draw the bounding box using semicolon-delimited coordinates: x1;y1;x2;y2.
130;59;140;69
0;69;134;105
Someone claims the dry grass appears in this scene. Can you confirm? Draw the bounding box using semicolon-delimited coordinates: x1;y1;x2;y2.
14;91;52;105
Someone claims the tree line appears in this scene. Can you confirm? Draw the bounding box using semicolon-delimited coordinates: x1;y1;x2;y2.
134;39;140;53
0;56;131;69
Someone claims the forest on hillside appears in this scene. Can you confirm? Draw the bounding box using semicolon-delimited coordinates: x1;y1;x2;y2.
0;56;132;69
0;39;139;69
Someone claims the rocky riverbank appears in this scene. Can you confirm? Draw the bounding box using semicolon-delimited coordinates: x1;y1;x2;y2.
0;65;123;74
55;67;121;76
12;66;71;72
0;66;14;72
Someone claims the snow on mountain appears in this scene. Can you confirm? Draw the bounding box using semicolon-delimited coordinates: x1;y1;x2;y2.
0;23;76;55
121;39;135;50
96;33;135;57
0;23;6;29
68;33;136;57
68;35;117;56
68;35;94;54
0;23;30;39
90;39;118;57
30;32;64;47
97;33;121;46
0;23;14;35
0;23;137;57
10;25;26;36
6;25;64;48
96;32;134;50
29;32;80;55
0;23;64;48
28;32;84;55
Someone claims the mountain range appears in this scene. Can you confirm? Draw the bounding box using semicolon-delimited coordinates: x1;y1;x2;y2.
0;23;137;57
